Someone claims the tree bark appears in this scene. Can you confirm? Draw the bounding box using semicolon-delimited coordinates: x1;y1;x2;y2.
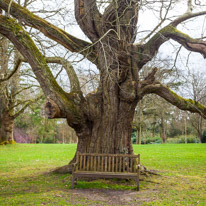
0;112;15;145
136;126;142;145
160;114;166;144
197;115;203;143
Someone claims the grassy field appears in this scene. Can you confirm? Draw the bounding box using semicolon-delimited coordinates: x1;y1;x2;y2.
0;144;205;205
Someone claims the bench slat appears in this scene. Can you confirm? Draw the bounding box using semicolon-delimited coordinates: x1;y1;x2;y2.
80;155;82;170
119;156;122;172
98;156;100;171
101;156;104;171
83;155;86;170
94;156;97;171
87;156;90;171
112;156;115;172
108;156;111;172
115;156;118;172
127;157;129;172
105;157;107;172
79;153;139;158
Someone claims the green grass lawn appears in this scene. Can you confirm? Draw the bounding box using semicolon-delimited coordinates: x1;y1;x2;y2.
0;144;206;205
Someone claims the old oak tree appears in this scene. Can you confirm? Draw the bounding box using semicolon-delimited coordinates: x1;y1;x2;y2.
0;0;206;172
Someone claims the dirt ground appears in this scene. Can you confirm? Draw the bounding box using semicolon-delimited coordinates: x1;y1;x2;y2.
69;188;158;205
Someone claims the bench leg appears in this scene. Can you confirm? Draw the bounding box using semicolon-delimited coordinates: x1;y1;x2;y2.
74;178;77;185
136;177;139;191
71;176;75;189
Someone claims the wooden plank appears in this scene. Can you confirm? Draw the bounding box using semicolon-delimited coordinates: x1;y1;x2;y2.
127;157;129;172
91;156;93;171
80;155;83;171
119;156;122;172
101;156;104;171
108;156;111;172
87;156;90;171
112;156;115;172
129;157;132;172
123;156;125;172
105;157;108;172
76;152;79;171
94;155;97;171
98;156;100;171
115;156;118;172
74;172;138;179
78;153;139;158
132;158;136;173
83;155;86;171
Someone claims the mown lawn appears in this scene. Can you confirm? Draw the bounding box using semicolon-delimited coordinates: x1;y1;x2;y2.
0;144;205;205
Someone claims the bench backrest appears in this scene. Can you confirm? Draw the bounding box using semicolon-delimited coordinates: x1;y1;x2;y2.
76;152;140;173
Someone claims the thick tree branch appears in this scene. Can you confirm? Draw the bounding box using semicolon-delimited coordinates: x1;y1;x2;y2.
0;0;97;63
141;82;206;119
74;0;102;42
103;0;139;43
0;15;84;123
167;27;206;58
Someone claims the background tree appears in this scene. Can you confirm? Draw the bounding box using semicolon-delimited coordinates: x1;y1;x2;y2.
185;71;206;142
0;0;206;172
0;0;79;145
15;100;78;144
0;35;41;145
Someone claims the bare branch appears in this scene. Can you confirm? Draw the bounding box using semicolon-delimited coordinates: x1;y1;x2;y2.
0;58;22;83
0;0;97;63
140;0;172;44
12;95;43;119
171;11;206;27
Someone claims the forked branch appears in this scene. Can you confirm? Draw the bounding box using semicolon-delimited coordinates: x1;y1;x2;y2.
12;95;43;119
0;58;22;83
141;82;206;118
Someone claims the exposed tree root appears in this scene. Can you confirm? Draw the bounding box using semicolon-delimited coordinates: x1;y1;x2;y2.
139;165;161;176
52;164;73;174
0;140;16;145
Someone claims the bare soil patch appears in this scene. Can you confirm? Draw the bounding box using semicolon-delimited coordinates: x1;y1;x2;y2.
69;188;159;205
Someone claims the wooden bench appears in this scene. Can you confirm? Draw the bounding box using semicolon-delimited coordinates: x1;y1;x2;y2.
71;152;140;190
